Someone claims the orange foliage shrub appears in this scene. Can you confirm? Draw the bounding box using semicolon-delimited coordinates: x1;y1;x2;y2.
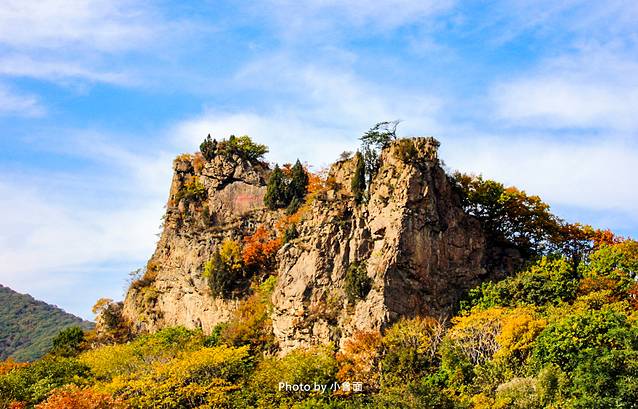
0;359;28;375
336;331;383;390
193;152;205;173
242;225;281;274
578;276;619;298
306;167;327;195
273;167;327;236
35;385;127;409
220;289;275;350
584;226;624;248
8;402;26;409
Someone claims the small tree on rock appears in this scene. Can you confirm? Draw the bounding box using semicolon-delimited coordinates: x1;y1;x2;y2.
287;159;309;203
351;151;366;204
200;134;218;161
264;165;288;210
360;120;400;187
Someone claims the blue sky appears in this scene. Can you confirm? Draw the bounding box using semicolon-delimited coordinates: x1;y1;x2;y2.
1;0;637;320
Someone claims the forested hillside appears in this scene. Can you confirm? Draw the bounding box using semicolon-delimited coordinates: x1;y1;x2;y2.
0;285;93;362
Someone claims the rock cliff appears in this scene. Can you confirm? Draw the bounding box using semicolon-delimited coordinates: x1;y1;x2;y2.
121;137;495;351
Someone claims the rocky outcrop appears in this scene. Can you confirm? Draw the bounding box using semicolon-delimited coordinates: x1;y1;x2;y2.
271;138;486;351
122;152;275;333
121;137;494;352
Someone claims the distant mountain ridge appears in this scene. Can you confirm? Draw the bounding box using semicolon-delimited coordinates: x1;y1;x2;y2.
0;284;93;362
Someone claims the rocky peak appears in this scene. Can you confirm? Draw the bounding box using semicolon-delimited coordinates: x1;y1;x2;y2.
120;136;493;353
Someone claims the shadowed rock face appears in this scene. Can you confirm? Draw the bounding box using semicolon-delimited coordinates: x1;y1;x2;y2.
121;138;493;352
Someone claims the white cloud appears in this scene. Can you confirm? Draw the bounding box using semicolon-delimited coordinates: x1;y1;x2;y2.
491;47;638;131
268;0;455;28
0;134;174;318
0;0;155;52
0;85;45;116
175;59;444;166
492;78;638;130
0;55;134;85
0;0;165;85
251;0;455;44
441;133;638;226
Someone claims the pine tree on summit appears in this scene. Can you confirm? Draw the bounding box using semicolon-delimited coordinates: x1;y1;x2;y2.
264;165;287;210
200;134;217;161
287;160;309;207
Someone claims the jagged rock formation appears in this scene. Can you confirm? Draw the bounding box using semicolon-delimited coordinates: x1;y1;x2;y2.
122;152;276;333
121;137;497;352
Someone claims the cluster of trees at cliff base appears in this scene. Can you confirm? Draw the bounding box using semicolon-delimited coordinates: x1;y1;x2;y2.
2;235;637;408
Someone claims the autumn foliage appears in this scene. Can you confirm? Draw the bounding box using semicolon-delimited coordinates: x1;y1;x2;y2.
242;225;281;274
35;385;127;409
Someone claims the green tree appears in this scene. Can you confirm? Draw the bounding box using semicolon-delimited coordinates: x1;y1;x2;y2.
452;172;563;257
462;257;579;310
51;326;85;357
205;248;233;298
287;159;309;203
200;134;218;161
351;151;366;204
532;309;638;372
345;261;372;303
360;121;400;187
218;135;268;163
264;165;288;210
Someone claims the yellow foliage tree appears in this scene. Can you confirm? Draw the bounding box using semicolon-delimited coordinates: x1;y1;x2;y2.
100;345;251;409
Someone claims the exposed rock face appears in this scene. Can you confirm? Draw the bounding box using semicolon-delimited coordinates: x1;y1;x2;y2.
271;138;486;352
122;152;274;333
121;138;492;351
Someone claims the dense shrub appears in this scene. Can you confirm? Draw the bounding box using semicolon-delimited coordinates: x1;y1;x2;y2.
336;331;383;391
247;346;338;407
80;327;204;381
242;226;281;275
174;178;206;204
532;308;638;372
464;257;579;310
35;385;127;409
0;357;92;406
200;134;268;163
381;317;445;386
50;326;85;357
204;239;244;298
218;135;268;162
282;223;299;243
344;261;372;304
102;345;251;408
217;277;277;352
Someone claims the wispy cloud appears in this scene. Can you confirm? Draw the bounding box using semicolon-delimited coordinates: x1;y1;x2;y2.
0;132;174;318
175;57;444;166
0;55;135;85
0;0;168;86
247;0;455;45
490;46;638;131
0;0;155;52
0;85;45;117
